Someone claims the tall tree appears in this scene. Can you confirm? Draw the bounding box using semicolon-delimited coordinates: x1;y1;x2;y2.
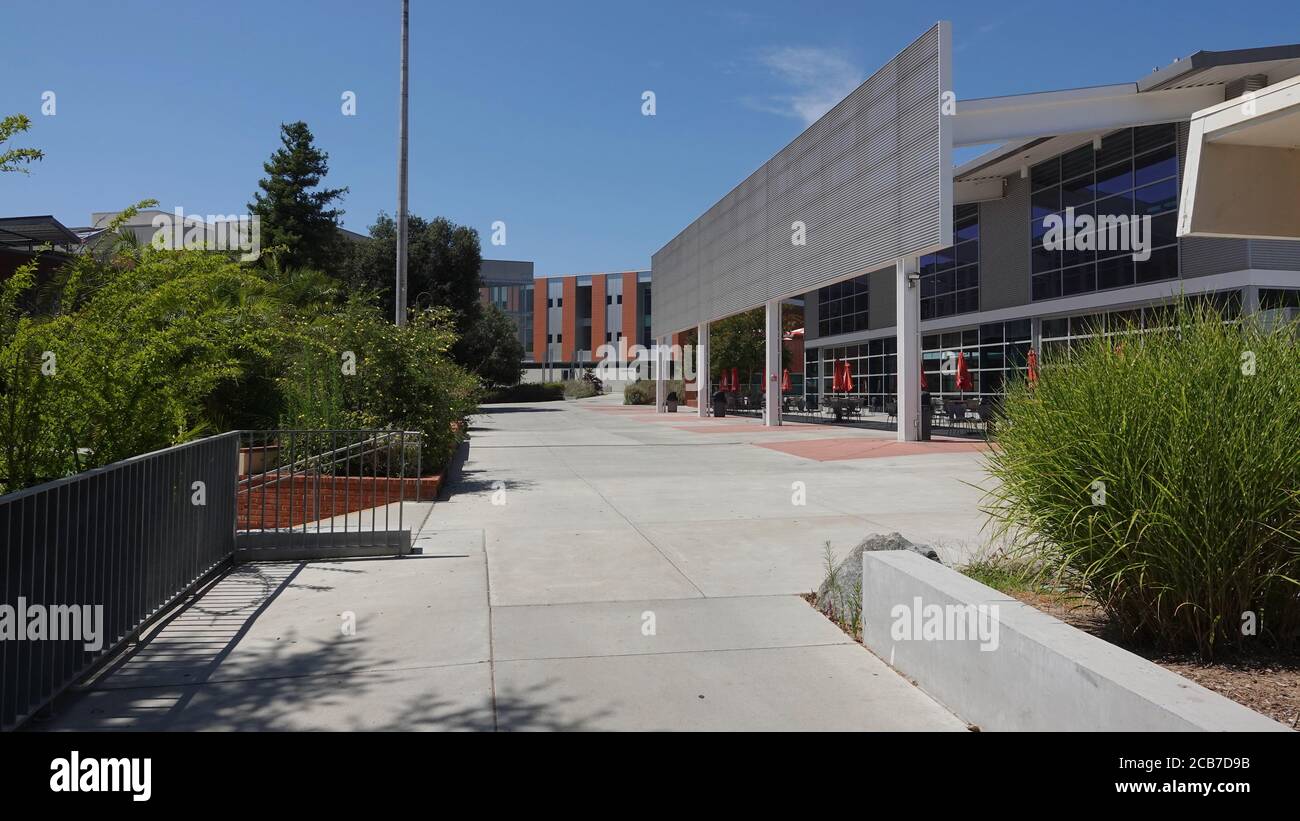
452;303;525;387
709;305;794;388
0;114;44;174
249;121;348;272
345;212;482;331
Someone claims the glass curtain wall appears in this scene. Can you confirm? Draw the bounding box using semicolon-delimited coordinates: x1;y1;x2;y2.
921;320;1032;402
1030;123;1180;300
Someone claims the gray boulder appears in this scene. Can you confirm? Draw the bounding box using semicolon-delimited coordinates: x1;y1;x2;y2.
817;533;940;613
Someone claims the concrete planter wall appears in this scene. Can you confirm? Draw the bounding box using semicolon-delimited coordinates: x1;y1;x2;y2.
860;551;1288;732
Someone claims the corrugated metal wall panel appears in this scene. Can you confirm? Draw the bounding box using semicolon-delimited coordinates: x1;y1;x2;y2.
1180;236;1251;277
650;24;949;337
1249;240;1300;270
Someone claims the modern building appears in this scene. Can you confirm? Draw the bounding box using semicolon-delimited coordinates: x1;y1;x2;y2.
0;215;93;283
649;25;1300;436
475;266;656;385
478;259;536;359
525;270;653;384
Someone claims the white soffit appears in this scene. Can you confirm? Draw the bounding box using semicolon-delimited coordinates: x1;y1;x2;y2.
1179;74;1300;240
952;82;1222;147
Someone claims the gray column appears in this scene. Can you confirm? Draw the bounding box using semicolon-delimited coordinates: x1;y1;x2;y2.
765;299;782;427
655;336;666;412
896;257;921;441
1243;283;1260;316
697;322;710;418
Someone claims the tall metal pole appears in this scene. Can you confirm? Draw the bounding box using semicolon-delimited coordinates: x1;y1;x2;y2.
395;0;410;326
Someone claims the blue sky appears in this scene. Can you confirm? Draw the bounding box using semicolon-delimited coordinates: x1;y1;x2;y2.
0;0;1291;277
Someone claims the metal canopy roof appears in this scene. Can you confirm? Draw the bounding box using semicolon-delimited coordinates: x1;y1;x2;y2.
1139;44;1300;91
954;43;1300;183
0;215;82;248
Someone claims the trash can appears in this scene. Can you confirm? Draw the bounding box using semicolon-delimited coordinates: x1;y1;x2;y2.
712;390;727;418
919;391;932;441
666;391;678;413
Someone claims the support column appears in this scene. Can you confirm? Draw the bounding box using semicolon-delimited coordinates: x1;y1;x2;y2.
655;336;667;412
1243;283;1260;316
697;322;710;418
896;257;921;441
765;299;782;427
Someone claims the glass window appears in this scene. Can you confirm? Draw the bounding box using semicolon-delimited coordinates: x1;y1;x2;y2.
1032;272;1062;300
1096;255;1134;290
814;273;870;338
1031;157;1060;190
1061;264;1096;296
1095;130;1132;167
1030;125;1179;301
1060;146;1093;180
1094;162;1133;197
1134;144;1177;187
1133;179;1178;215
921;205;980;320
1135;245;1178;284
1133;122;1175;154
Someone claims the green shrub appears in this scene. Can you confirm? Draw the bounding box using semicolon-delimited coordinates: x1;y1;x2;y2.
482;382;565;403
0;228;479;491
623;379;683;405
984;299;1300;657
623;380;654;405
280;298;479;472
562;379;598;399
1;245;297;488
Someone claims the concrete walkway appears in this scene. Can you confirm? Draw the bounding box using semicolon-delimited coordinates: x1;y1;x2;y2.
43;395;992;731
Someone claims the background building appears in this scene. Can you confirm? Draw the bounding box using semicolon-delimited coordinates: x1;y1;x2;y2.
478;259;535;360
526;270;652;385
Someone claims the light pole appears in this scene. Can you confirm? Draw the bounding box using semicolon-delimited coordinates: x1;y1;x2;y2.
395;0;410;326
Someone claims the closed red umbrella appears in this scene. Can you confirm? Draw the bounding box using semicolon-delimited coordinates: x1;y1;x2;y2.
841;359;854;393
834;359;846;393
730;366;740;394
956;351;973;393
781;368;792;392
920;363;928;391
1026;348;1039;387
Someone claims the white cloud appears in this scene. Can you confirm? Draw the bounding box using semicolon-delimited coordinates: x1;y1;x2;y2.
746;46;864;125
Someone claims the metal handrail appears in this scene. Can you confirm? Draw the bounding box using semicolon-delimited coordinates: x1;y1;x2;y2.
1;427;426;732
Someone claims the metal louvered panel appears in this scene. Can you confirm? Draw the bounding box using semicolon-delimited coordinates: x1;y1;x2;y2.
1180;235;1250;277
1249;240;1300;269
651;23;952;337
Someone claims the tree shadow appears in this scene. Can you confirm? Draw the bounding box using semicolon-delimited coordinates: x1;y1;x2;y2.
33;562;608;732
446;468;536;496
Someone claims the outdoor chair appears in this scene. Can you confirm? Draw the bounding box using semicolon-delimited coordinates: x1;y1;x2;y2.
945;403;966;427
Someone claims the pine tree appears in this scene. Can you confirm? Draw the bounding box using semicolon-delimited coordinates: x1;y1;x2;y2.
249;122;348;272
